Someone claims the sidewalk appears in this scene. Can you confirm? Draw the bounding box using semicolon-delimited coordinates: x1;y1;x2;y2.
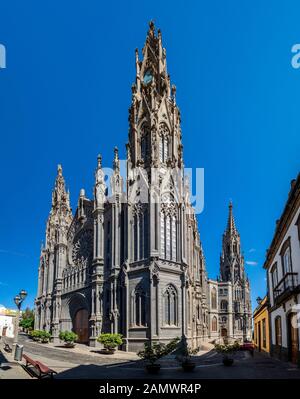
35;340;139;361
0;343;30;379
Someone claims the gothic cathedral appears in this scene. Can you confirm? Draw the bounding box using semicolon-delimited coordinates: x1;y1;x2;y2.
35;22;252;351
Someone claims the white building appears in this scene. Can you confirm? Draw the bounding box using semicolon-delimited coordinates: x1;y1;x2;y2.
264;173;300;364
0;305;15;338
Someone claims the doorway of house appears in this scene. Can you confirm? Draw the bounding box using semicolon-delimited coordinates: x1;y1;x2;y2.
288;313;299;364
258;321;261;351
2;326;7;337
73;308;89;344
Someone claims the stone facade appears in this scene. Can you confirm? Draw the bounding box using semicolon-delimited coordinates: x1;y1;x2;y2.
35;22;251;351
207;203;252;342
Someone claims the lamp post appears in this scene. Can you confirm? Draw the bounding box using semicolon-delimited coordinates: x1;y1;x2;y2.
13;289;27;344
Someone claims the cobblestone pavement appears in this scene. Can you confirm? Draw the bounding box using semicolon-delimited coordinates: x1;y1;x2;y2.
16;334;138;365
1;334;300;379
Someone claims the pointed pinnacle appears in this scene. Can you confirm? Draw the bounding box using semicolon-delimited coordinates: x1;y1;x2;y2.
97;154;102;168
226;201;237;234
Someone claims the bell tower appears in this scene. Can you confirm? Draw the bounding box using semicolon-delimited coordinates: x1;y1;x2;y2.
220;202;245;282
127;21;183;171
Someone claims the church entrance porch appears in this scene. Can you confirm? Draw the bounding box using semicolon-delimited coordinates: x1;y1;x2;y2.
73;308;89;344
221;328;227;338
60;292;90;345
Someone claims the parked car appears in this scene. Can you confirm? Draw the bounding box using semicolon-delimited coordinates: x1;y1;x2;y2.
239;341;254;356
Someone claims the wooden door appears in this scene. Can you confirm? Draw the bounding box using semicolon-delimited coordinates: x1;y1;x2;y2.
2;326;7;337
289;313;299;364
73;309;89;344
221;328;227;337
258;321;261;351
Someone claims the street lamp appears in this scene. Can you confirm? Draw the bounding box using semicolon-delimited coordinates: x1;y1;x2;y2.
13;289;27;344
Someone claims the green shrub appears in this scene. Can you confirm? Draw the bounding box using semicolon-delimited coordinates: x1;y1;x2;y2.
214;341;240;354
97;333;123;350
29;329;51;343
59;331;78;343
40;330;51;343
138;337;180;364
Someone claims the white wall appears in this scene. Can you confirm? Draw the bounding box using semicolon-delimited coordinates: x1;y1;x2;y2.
268;207;300;308
0;315;15;338
268;206;300;350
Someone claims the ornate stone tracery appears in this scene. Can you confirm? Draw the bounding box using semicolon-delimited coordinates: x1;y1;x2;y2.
71;229;93;268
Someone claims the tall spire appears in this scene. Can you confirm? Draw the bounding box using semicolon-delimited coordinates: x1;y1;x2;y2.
226;201;237;235
220;201;243;282
46;165;72;249
127;22;183;170
50;164;72;218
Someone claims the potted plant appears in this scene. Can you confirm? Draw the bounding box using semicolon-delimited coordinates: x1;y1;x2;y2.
180;346;199;372
30;329;43;342
214;341;240;366
97;333;123;354
59;331;78;348
40;330;51;343
137;337;180;374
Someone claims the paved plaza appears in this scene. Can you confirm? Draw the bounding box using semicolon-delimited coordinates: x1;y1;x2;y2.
0;333;300;379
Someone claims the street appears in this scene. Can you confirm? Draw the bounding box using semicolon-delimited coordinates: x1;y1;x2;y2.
1;334;300;379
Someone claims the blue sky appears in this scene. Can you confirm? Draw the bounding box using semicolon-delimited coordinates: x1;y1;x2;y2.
0;0;299;311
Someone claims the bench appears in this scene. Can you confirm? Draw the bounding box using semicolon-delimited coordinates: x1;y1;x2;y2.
23;354;57;379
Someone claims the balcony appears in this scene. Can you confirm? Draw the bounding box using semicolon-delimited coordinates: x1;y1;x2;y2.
273;272;299;305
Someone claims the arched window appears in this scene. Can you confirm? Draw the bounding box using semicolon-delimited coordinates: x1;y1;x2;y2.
211;287;217;309
159;124;170;163
212;316;217;332
160;196;177;261
221;300;228;311
141;136;150;161
133;204;148;261
281;239;292;275
187;291;191;325
40;265;45;295
197;304;201;321
141;124;150;161
133;214;138;261
163;285;178;326
275;316;282;346
143;209;149;259
133;290;146;326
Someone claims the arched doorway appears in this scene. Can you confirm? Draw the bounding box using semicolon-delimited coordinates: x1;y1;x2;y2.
288;313;299;364
221;328;227;337
73;308;89;344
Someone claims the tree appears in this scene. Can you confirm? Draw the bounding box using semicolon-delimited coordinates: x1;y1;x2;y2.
20;307;34;331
